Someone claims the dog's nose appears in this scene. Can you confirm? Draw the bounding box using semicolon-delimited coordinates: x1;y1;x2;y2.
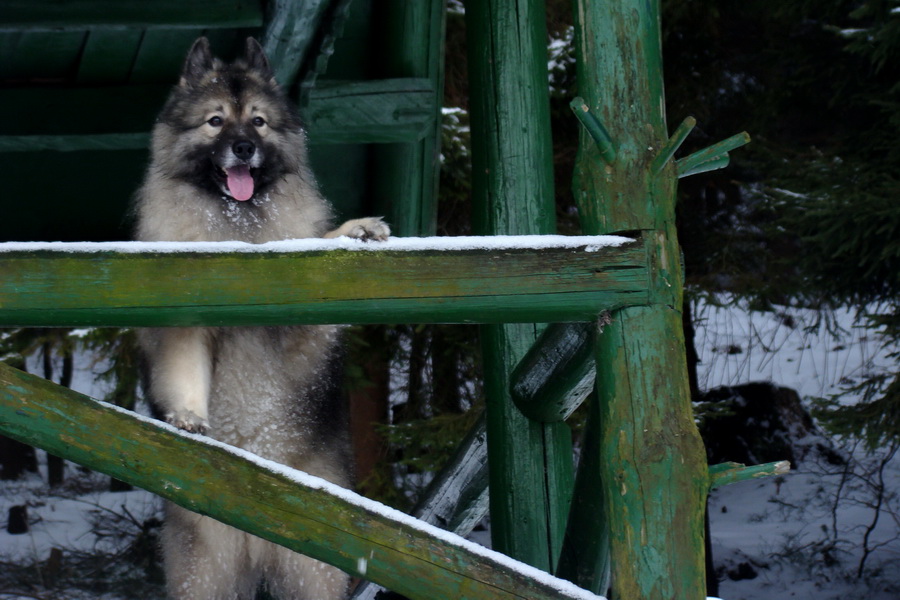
232;140;255;161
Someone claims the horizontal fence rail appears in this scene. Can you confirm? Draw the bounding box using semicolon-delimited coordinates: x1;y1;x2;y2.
0;362;604;600
0;235;647;327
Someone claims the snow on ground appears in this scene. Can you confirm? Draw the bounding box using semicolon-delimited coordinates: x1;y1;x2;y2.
0;468;159;564
696;298;900;599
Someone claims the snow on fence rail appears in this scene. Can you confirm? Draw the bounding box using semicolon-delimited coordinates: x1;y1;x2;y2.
0;235;648;327
0;361;606;600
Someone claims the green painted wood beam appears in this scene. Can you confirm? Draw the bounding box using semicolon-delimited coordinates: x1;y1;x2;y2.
372;0;446;237
0;238;648;327
510;322;596;422
353;412;490;600
306;79;437;145
75;30;145;84
0;362;602;600
570;1;711;598
0;85;170;138
0;0;264;31
708;460;791;490
0;132;151;153
556;387;608;593
261;0;332;87
466;0;574;574
0;79;437;152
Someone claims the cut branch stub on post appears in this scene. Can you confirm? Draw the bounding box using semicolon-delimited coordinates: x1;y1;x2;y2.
652;115;696;173
570;97;616;165
708;460;791;490
676;131;751;178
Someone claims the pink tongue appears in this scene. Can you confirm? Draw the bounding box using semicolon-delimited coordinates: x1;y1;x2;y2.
226;165;254;201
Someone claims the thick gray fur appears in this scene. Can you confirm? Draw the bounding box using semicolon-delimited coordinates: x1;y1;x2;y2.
134;37;389;600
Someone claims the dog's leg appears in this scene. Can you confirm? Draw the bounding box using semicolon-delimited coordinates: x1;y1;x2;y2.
140;327;214;433
263;543;349;600
323;217;390;241
162;505;257;600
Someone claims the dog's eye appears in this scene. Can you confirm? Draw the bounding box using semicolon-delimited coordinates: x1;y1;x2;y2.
252;116;266;128
207;116;224;127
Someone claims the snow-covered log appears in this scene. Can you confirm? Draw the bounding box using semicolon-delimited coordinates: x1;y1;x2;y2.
0;361;604;600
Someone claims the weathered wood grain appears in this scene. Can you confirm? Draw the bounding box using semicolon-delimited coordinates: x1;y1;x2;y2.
510;322;596;422
570;1;711;597
0;241;649;327
0;362;602;600
466;0;574;573
307;79;437;145
262;0;332;87
370;0;445;237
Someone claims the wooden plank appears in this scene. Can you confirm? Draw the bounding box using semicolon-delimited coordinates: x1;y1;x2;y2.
571;1;710;598
0;1;263;31
0;363;603;600
261;0;332;87
555;388;609;593
7;31;86;80
466;0;573;574
510;322;595;422
305;79;437;144
371;0;445;237
0;79;437;150
128;29;205;82
76;29;144;83
0;132;150;153
0;238;649;327
0;32;23;79
353;412;490;600
0;86;169;137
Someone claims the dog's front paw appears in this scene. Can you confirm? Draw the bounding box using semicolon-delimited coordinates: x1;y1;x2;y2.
165;410;209;434
325;217;390;242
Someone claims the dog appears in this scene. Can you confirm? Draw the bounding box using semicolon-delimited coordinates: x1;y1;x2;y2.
133;37;389;599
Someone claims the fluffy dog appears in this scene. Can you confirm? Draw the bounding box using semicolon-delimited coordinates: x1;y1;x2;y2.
134;37;388;599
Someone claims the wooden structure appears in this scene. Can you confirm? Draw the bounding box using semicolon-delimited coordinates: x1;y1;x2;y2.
0;1;786;599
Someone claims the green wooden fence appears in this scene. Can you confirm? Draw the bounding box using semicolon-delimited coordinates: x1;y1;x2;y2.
0;1;790;599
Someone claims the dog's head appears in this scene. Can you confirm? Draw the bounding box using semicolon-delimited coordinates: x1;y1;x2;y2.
154;37;306;202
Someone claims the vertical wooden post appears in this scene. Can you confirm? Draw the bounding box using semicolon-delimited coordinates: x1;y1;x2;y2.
466;0;575;571
373;0;445;236
572;1;709;598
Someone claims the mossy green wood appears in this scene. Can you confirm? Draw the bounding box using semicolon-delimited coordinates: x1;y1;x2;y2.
0;243;648;326
372;0;445;237
571;1;709;598
465;0;574;572
0;362;601;600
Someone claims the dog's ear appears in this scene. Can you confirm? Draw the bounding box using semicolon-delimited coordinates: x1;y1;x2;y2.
180;37;214;87
244;37;275;82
